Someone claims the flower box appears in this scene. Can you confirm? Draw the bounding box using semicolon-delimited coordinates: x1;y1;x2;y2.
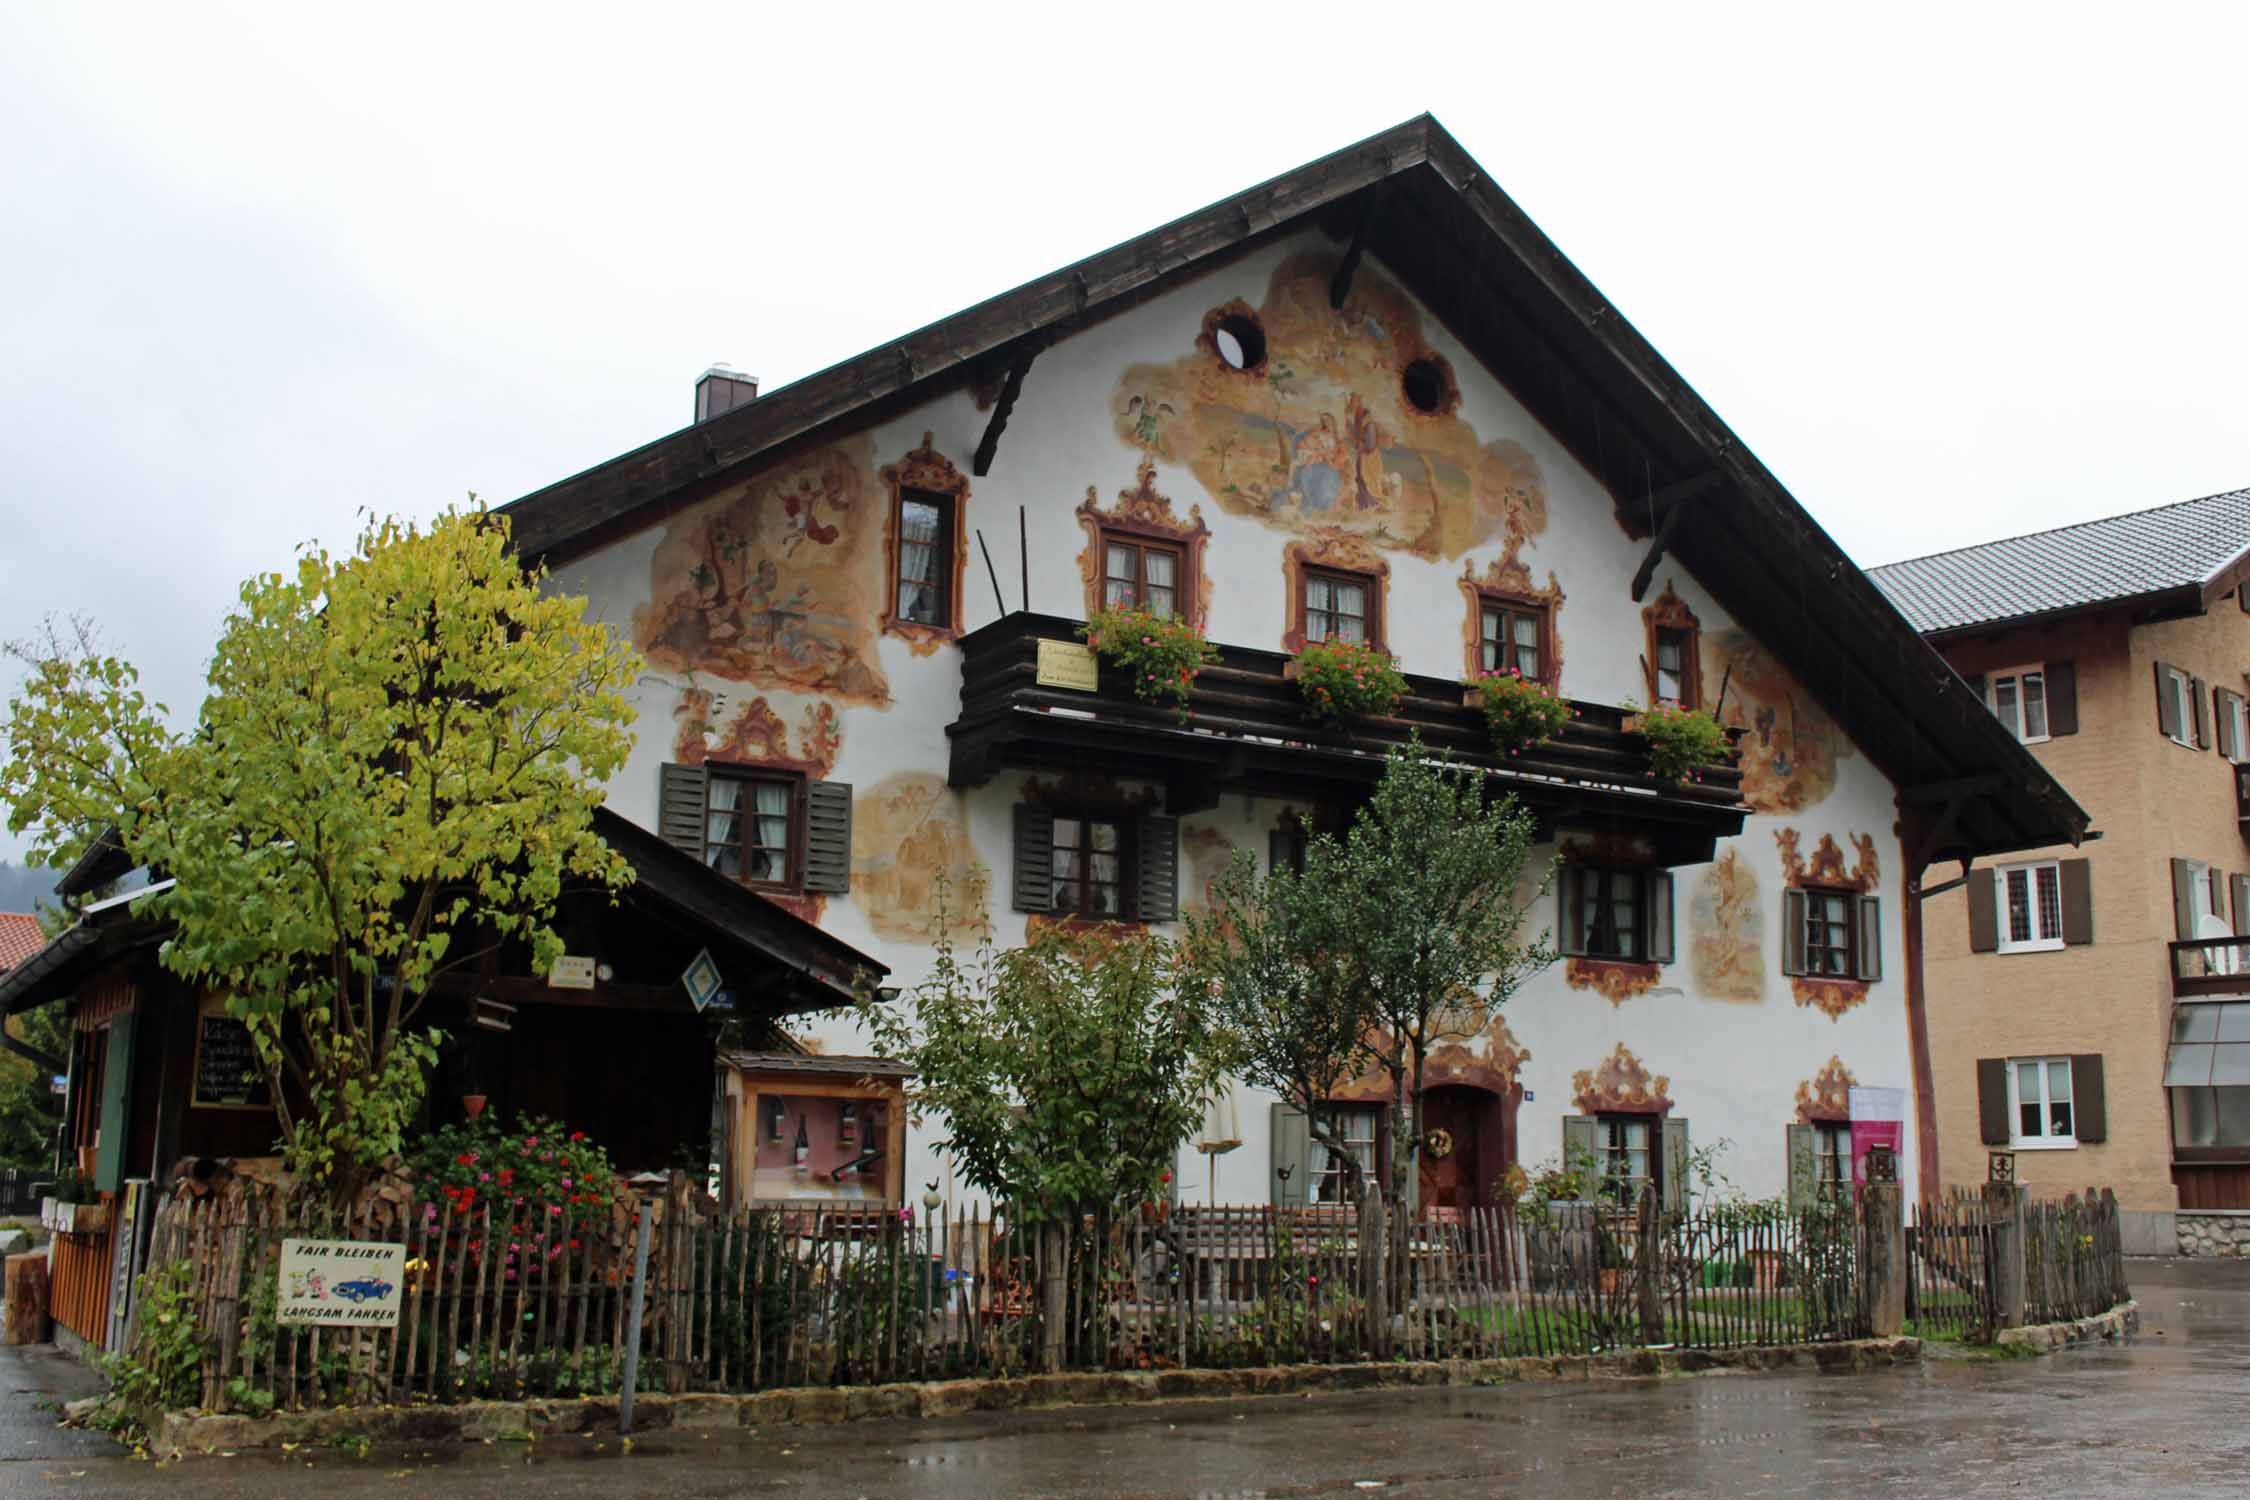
41;1197;108;1236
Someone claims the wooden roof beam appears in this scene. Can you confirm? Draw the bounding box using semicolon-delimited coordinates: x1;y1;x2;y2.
971;343;1041;478
1330;188;1384;309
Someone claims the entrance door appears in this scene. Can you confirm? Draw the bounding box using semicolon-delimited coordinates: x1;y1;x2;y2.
1417;1085;1506;1210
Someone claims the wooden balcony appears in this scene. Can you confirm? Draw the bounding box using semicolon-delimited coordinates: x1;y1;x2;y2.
947;613;1748;866
2171;937;2250;998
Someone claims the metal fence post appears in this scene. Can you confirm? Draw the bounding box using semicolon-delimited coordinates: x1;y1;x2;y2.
618;1200;655;1434
1983;1182;2026;1329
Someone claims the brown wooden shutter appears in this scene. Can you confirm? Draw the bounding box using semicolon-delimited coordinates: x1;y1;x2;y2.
1976;1058;2010;1145
2156;662;2182;739
1647;871;1675;965
2233;874;2250;938
2044;661;2077;737
803;781;853;894
1781;889;1807;976
2220;690;2241;761
2060;859;2094;945
2173;858;2198;939
2193;676;2211;749
1012;804;1055;913
1557;865;1587;957
658;763;710;858
1785;1123;1818;1212
1966;868;1999;953
1136;813;1179;923
2071;1054;2107;1143
1854;895;1882;982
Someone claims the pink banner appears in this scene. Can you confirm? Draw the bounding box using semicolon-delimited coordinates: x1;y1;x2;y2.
1848;1086;1907;1186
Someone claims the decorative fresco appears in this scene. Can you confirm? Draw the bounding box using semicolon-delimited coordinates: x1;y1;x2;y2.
1795;1056;1858;1124
850;772;985;943
634;438;889;703
1332;1013;1529;1104
1113;254;1549;562
1689;849;1766;1003
1076;459;1214;633
879;434;972;654
1457;550;1565;685
1706;629;1849;814
672;687;844;923
1279;529;1392;652
1776;827;1882;1019
1564;958;1661;1005
1571;1043;1673;1116
1181;824;1239;917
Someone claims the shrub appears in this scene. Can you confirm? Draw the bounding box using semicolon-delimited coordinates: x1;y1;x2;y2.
1631;701;1731;785
1081;608;1218;720
409;1113;618;1249
1291;639;1407;721
1467;670;1572;757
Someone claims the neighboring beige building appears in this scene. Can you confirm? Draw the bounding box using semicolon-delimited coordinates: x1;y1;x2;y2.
1873;488;2250;1255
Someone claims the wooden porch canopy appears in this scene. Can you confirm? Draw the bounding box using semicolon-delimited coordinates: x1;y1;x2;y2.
498;114;2091;871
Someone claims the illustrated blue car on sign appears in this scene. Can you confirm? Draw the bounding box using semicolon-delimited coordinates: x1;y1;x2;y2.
331;1276;394;1304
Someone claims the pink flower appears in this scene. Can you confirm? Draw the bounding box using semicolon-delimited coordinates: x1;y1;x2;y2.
478;1172;491;1183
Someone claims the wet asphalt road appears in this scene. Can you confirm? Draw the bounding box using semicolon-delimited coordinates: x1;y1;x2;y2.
10;1258;2247;1497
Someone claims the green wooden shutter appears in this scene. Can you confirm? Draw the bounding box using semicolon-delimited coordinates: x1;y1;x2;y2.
658;763;710;858
2156;662;2182;739
2071;1054;2107;1143
1647;871;1675;965
1137;814;1179;923
803;780;853;894
1855;895;1882;982
2045;662;2078;737
1781;889;1807;975
1012;804;1055;913
1976;1058;2009;1146
95;1016;136;1193
2061;860;2095;945
1561;1116;1601;1199
1270;1103;1310;1206
1967;868;1999;952
1785;1123;1818;1212
1661;1118;1689;1215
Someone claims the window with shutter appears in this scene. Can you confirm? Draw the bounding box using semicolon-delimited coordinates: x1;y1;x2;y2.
659;762;711;858
1270;1103;1311;1206
1560;1115;1602;1197
1994;860;2065;953
2005;1056;2079;1147
1557;862;1671;962
1012;804;1056;913
2192;675;2211;748
1976;1058;2009;1145
803;781;853;894
1136;814;1179;923
1782;889;1809;974
2045;661;2079;737
2156;662;2191;745
1984;664;2050;744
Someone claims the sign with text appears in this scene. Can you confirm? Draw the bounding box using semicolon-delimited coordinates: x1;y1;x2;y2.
191;996;271;1111
278;1238;408;1326
547;954;596;990
1034;639;1100;692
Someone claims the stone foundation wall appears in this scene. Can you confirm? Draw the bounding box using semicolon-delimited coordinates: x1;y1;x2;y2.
2177;1212;2250;1257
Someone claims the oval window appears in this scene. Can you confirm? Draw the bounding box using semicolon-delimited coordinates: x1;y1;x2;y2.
1402;358;1447;414
1212;313;1266;372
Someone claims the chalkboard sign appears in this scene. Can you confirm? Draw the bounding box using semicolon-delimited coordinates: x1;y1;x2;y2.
192;1003;270;1111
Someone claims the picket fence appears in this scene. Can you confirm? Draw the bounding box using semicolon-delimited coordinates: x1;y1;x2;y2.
137;1179;1889;1414
2024;1190;2129;1324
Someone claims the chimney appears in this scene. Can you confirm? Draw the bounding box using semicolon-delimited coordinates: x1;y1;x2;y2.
695;364;759;423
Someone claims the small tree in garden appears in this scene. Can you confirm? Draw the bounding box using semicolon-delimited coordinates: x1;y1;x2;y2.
1;508;642;1199
860;877;1227;1225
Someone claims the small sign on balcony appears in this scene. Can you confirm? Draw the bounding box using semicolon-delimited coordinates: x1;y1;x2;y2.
1036;640;1099;692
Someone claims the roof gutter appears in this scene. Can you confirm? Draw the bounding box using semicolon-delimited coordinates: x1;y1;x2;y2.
1918;583;2206;645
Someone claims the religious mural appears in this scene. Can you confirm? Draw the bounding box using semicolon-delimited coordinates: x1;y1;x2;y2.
1795;1056;1858;1123
849;772;985;943
1113;254;1549;562
633;438;890;704
1180;824;1239;917
1776;827;1882;1019
1689;848;1766;1003
1571;1043;1673;1116
1706;629;1848;814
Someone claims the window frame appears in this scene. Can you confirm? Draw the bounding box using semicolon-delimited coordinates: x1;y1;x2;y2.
2006;1055;2079;1150
890;486;956;630
1097;526;1189;620
2160;663;2197;748
1299;564;1382;649
1653;626;1699;709
1048;808;1136;922
1812;1121;1853;1198
1595;1112;1660;1205
1995;858;2067;954
1985;663;2051;746
1799;885;1860;978
1312;1103;1382;1204
2227;690;2250;765
703;766;807;892
1478;596;1549;682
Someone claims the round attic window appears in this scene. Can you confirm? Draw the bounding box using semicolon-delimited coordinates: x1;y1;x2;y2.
1212;314;1266;372
1402;358;1447;414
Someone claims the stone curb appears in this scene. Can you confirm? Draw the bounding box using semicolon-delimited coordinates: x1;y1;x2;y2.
148;1336;1919;1459
1994;1299;2139;1351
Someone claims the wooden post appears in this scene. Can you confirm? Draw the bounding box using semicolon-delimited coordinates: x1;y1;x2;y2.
1635;1186;1663;1345
1862;1180;1906;1337
618;1201;654;1433
1983;1181;2026;1330
1360;1182;1389;1361
1038;1222;1065;1374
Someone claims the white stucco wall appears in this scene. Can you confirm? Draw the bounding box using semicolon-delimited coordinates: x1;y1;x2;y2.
549;227;1919;1213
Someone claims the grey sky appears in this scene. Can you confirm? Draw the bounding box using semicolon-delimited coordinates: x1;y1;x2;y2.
5;3;2247;862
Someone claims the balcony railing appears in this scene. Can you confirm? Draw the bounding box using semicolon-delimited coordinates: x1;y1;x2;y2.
2171;936;2250;997
947;613;1747;864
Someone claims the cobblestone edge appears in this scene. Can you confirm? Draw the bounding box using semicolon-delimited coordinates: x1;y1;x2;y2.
148;1336;1921;1458
1994;1299;2139;1351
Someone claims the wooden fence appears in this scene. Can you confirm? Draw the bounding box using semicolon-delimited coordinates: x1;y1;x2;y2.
1905;1191;2000;1340
2024;1189;2127;1325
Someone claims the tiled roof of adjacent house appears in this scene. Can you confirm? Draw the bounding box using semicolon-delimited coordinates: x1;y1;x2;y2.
0;914;44;972
1869;486;2250;636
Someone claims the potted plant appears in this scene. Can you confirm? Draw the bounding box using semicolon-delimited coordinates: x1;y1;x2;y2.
1627;700;1732;785
41;1171;98;1235
1288;638;1408;722
1464;669;1573;758
1080;607;1219;721
461;1089;487;1121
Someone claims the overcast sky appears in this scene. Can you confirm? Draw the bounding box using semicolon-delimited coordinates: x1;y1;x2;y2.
5;3;2248;860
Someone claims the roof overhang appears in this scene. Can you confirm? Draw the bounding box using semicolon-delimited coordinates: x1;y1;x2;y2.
497;114;2092;866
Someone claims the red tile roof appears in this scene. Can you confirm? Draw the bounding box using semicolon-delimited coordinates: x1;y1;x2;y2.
0;913;45;972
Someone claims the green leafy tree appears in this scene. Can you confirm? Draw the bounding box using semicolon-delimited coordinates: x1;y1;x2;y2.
860;878;1227;1225
1;508;642;1196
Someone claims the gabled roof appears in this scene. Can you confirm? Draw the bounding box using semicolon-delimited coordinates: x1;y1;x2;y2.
1869;487;2250;638
497;114;2092;865
0;914;44;972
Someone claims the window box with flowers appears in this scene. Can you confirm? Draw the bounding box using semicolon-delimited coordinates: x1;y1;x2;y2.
1080;607;1219;721
1465;669;1573;759
1627;701;1732;786
1287;638;1408;722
